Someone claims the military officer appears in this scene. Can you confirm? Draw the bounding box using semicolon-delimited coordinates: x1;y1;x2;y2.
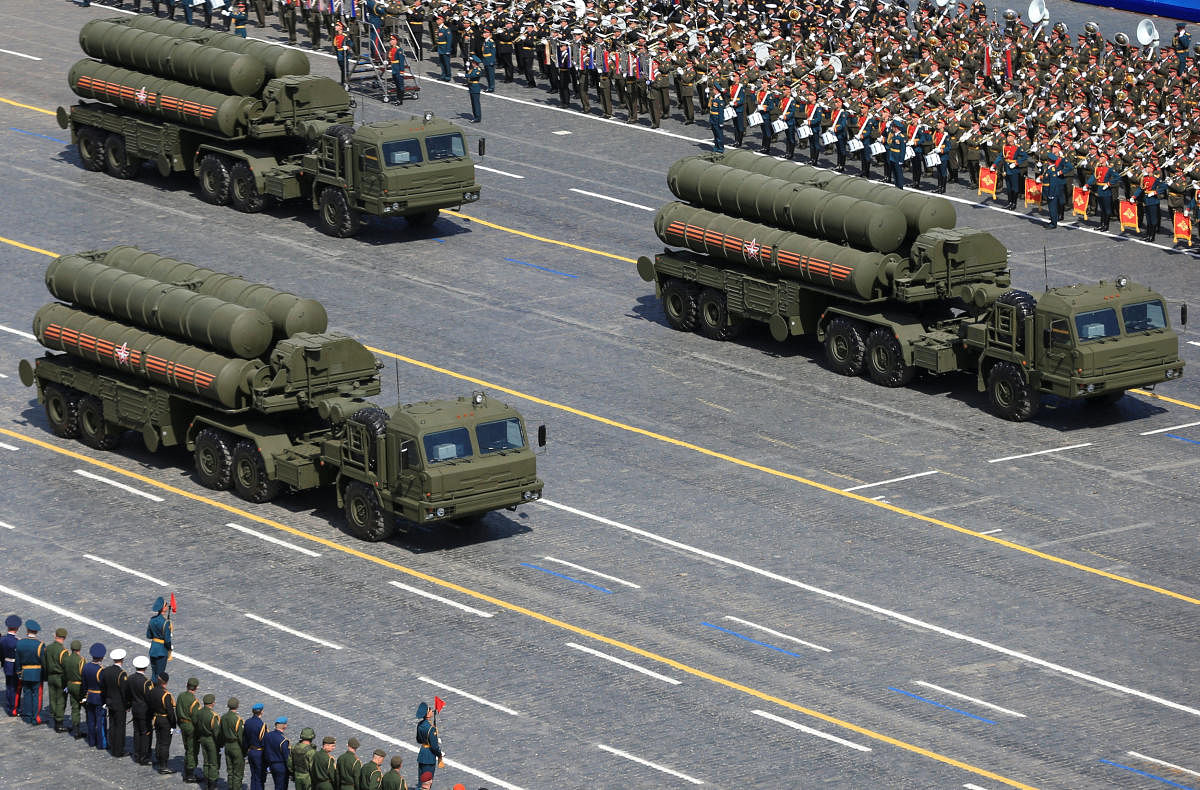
516;24;538;87
82;643;106;748
495;21;515;82
596;44;615;119
1041;143;1074;228
333;23;351;86
650;57;671;129
43;627;68;732
281;0;300;44
910;122;931;189
145;597;172;682
359;749;387;790
481;28;497;92
310;736;338;790
194;694;221;788
993;131;1027;210
178;677;202;782
288;727;316;790
99;648;130;757
388;35;408;104
148;672;177;774
467;55;484;122
380;755;407;790
129;655;154;765
960;119;983;187
14;620;44;725
220;698;247;790
231;3;250;37
886;119;908;189
1133;163;1168;242
1173;23;1191;76
405;1;425;60
830;97;851;171
727;72;746;147
245;701;269;790
337;736;363;787
3;614;20;717
804;94;825;165
415;702;442;789
708;80;726;153
1086;152;1119;231
264;717;291;789
930;118;951;193
306;0;326;52
435;16;453;81
63;639;85;738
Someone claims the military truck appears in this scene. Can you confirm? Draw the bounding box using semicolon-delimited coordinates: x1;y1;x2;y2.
637;153;1185;420
18;247;544;541
56;17;481;237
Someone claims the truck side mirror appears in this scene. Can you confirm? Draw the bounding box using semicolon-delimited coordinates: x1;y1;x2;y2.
1182;303;1188;327
399;440;414;469
537;424;547;447
478;138;486;157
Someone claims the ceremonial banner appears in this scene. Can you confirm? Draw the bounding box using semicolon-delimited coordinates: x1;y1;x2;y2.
978;166;997;197
1175;211;1193;244
1119;200;1139;232
1024;178;1042;207
1072;187;1089;219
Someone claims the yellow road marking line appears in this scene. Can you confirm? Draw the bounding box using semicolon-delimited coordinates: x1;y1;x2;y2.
1131;388;1200;412
0;424;1036;790
0;97;56;116
443;209;637;263
0;235;57;257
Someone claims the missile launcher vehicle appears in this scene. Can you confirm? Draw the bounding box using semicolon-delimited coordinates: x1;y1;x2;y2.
57;18;481;237
20;247;544;541
638;154;1185;420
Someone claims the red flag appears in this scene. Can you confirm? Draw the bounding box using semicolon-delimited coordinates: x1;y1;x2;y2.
1174;211;1193;243
169;593;177;613
1072;187;1089;218
1119;200;1139;232
1023;177;1042;207
978;165;997;198
433;696;445;713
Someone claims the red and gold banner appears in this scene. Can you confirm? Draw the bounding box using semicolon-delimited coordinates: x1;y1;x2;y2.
1072;187;1089;219
1119;200;1139;232
1024;178;1042;207
1174;211;1193;244
978;166;997;198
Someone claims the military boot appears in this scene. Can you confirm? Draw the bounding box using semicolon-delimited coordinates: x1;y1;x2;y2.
786;140;795;159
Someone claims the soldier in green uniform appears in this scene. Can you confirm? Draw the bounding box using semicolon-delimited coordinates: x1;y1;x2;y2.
679;64;696;124
381;755;408;790
177;677;201;783
359;749;386;790
337;736;363;788
281;0;300;44
220;698;246;790
63;639;85;739
310;735;338;790
196;693;222;789
288;727;316;790
44;627;68;732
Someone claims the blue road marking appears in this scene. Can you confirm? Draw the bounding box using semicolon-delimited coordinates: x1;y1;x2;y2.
1166;433;1200;445
502;257;578;278
10;127;67;144
432;238;446;243
700;622;805;658
1100;759;1195;789
887;687;997;724
519;562;612;594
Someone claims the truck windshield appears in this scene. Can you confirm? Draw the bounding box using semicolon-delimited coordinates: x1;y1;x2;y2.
425;133;466;161
382;138;423;166
476;418;526;454
422;427;472;463
1121;300;1167;333
1074;308;1121;341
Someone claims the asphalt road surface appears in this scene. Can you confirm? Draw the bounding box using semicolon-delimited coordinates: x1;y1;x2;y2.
1;1;1198;788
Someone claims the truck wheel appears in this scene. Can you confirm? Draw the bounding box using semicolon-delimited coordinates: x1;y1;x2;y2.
229;162;266;213
231;439;281;503
697;288;742;341
43;384;80;439
406;209;439;227
198;154;232;206
77;396;122;451
318;188;362;237
350;407;388;471
193;428;234;490
344;481;395;542
103;134;142;179
824;317;867;376
864;327;916;387
987;361;1041;421
996;290;1037;344
77;127;106;172
661;279;699;332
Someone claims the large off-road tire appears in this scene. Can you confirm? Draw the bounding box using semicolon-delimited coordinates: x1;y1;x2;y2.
230;439;281;503
864;327;916;387
197;154;232;206
77;127;106;172
193;428;234;490
350;406;388;471
996;290;1037;344
77;396;122;450
344;480;395;542
824;317;867;376
229;162;266;213
696;287;743;341
661;279;699;332
406;209;439;227
987;361;1041;421
318;187;362;237
43;384;80;439
103;134;142;179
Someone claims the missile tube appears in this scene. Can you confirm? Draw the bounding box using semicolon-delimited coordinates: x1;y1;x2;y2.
118;15;310;77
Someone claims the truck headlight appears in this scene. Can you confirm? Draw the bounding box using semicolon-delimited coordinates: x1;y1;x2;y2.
522;490;539;501
435;507;446;517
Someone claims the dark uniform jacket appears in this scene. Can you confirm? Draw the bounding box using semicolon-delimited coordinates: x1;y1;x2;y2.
98;664;130;712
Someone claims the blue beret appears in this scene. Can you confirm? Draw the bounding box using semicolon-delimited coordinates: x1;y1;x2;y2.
90;642;106;659
24;619;40;633
275;716;287;724
152;597;165;612
415;701;428;719
4;614;20;629
252;703;264;712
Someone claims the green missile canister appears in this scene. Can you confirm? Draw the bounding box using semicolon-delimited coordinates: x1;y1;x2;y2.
33;303;267;410
100;246;328;338
79;19;266;97
655;202;902;301
713;150;957;238
45;255;273;359
69;59;255;137
117;16;310;78
666;156;906;253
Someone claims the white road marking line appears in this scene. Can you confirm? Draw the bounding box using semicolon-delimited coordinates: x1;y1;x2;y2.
722;616;831;652
980;529;1003;535
596;744;704;784
566;642;681;685
83;554;168;587
0;48;42;61
1188;341;1200;348
843;469;939;491
389;580;494;618
0;324;36;341
987;443;1093;463
417;675;520;716
567;188;655;212
225;522;321;557
0;442;18;451
244;612;342;649
552;130;572;135
74;468;165;501
539;498;1200;718
542;555;640;588
0;584;524;790
752;710;872;752
1139;420;1200;435
1126;751;1200;779
912;681;1026;717
0;521;14;530
475;164;525;179
0;372;9;378
964;784;993;790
